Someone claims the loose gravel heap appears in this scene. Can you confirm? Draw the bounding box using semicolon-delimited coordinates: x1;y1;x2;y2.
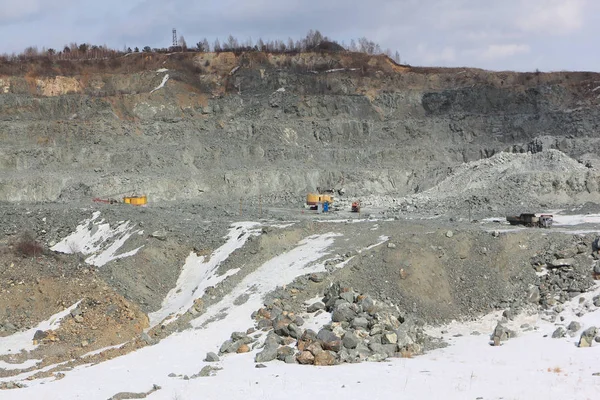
216;279;441;367
384;149;600;218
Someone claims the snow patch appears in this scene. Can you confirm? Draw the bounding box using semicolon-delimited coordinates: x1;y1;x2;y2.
0;301;82;356
150;74;169;93
191;232;341;329
51;212;143;267
148;222;262;327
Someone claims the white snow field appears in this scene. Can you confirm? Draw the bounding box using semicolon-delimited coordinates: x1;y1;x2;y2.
50;212;143;267
3;220;600;399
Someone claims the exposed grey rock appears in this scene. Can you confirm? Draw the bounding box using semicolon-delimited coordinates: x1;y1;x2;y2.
382;332;398;345
491;323;516;345
33;330;47;341
552;327;566;339
276;346;295;361
549;258;575;268
140;332;154;345
255;347;278;363
339;291;355;304
332;303;357;323
579;327;598;347
288;323;302;339
307;302;326;313
567;321;582;333
317;329;342;352
219;339;241;354
199;365;221;377
309;272;326;283
342;333;360;349
150;230;168;241
204;352;220;362
352;317;369;329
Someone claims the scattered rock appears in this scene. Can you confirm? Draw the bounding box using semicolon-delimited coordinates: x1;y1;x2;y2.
552;327;566;339
204;352;220;362
567;321;582;333
578;327;598;348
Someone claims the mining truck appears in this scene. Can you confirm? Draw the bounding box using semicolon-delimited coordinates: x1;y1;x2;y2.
506;213;553;228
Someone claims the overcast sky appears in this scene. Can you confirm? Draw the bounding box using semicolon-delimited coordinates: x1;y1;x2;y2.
0;0;599;71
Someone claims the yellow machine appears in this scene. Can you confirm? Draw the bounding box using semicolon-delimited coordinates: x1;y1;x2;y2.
306;193;334;206
123;195;148;206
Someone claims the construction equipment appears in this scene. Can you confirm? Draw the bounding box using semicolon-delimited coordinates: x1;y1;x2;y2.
306;193;334;206
351;201;361;213
93;194;148;206
123;195;147;206
506;213;553;228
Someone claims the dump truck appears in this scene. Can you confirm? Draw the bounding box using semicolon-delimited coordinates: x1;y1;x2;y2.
506;213;553;228
351;201;361;213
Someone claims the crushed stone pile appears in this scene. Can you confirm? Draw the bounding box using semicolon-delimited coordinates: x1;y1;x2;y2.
386;149;600;218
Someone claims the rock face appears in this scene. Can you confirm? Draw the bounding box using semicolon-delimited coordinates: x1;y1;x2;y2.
2;52;600;210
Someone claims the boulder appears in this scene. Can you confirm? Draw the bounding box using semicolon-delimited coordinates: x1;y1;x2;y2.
237;344;251;353
317;329;342;352
342;333;360;349
273;317;293;337
551;327;566;339
491;323;515;345
382;332;398;345
351;317;369;329
297;329;317;351
219;340;241;354
204;352;220;362
296;351;315;365
288;323;302;339
277;346;295;361
549;258;575;268
255;347;278;363
578;327;598;348
567;321;582;333
307;302;326;313
332;303;357;323
314;351;337;366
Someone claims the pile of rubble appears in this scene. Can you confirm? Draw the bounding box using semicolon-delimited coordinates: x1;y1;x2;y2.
531;239;596;310
216;281;431;366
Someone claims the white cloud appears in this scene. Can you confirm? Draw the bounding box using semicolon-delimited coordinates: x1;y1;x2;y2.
480;44;531;60
517;0;587;35
0;0;73;23
416;44;457;64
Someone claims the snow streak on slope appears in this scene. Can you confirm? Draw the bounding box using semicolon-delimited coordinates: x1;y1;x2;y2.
0;300;82;357
191;232;341;329
0;232;340;399
150;74;169;93
148;222;262;327
51;212;143;267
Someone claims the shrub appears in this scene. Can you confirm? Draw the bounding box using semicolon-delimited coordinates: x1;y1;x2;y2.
15;233;44;258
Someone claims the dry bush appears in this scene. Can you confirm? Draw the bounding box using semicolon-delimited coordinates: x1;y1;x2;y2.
400;348;413;358
15;232;44;258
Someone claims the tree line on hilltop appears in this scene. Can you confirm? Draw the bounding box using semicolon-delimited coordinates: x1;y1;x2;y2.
2;29;401;64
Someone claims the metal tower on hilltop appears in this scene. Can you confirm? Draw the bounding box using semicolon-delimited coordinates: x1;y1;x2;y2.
172;29;178;47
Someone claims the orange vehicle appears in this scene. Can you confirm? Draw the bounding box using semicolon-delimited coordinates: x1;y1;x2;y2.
351;201;361;212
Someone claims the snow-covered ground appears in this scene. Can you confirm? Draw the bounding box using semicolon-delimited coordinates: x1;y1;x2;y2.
5;219;600;399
